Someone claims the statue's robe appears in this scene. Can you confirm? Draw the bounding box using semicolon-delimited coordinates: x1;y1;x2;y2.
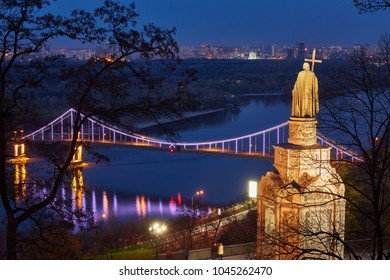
291;69;319;118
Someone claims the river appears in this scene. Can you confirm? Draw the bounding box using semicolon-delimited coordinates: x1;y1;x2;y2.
78;94;291;220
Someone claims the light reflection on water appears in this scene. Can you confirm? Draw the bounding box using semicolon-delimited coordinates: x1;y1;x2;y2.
69;170;186;220
6;96;290;221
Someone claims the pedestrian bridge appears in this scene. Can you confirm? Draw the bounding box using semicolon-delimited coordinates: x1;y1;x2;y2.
22;108;360;161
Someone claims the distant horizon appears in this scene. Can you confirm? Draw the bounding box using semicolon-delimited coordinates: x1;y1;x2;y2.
47;41;378;50
46;0;390;50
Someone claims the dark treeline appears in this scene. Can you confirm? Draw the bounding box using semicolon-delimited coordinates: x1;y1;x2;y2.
176;58;347;95
30;58;348;126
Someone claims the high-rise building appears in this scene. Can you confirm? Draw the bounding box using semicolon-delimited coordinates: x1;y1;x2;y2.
286;48;294;60
233;49;239;59
297;42;305;60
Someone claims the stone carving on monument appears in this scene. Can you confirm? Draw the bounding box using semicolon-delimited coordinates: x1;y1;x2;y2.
256;49;346;260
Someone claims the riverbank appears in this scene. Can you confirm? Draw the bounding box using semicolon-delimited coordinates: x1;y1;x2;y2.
135;93;286;129
135;108;226;129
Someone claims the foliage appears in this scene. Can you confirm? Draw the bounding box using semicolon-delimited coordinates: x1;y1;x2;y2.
319;38;390;259
222;209;257;245
337;165;365;241
169;208;206;250
354;0;390;13
0;0;195;259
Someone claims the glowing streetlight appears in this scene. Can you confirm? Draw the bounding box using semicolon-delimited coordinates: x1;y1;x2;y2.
149;222;167;236
149;222;167;256
248;181;257;198
192;189;204;211
248;181;258;210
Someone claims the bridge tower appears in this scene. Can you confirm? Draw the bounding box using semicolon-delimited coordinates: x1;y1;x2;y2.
256;51;346;259
70;142;87;210
8;130;30;202
72;145;83;164
70;131;87;168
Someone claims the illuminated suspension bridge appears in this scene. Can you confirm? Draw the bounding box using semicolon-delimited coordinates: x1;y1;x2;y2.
22;108;361;161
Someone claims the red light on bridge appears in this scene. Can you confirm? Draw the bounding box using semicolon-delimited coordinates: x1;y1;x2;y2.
177;192;182;206
169;144;176;153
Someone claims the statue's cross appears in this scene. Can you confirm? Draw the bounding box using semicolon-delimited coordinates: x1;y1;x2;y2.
304;48;322;72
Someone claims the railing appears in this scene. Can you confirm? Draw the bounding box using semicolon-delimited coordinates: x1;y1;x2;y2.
22;108;288;157
316;133;362;162
22;108;362;161
157;242;257;260
189;242;256;260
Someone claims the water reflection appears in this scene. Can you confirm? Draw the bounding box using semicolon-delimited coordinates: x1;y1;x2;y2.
66;167;183;221
14;161;27;203
8;96;290;216
71;168;84;210
8;162;184;222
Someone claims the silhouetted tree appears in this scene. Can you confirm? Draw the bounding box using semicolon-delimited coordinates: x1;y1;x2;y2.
319;38;390;259
354;0;390;13
0;0;195;259
170;208;203;250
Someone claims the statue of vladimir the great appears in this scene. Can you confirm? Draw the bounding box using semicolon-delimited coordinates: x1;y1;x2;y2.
291;62;319;118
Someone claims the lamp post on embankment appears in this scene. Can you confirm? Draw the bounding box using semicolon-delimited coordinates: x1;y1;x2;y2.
191;189;204;211
148;222;167;256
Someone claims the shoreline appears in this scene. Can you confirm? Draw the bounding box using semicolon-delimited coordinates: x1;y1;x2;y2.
135;93;285;129
135;108;226;129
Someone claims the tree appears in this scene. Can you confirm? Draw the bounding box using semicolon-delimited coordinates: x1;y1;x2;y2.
318;39;390;259
214;197;257;246
1;0;195;259
354;0;390;13
170;210;194;251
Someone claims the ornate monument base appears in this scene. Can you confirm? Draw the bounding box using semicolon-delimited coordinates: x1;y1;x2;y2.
288;117;317;146
256;120;345;260
256;52;345;259
273;144;329;183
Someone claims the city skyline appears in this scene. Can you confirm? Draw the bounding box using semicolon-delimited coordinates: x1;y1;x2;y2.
45;42;370;61
48;0;390;48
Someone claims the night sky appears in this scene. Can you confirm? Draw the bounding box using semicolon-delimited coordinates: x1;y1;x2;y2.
48;0;390;48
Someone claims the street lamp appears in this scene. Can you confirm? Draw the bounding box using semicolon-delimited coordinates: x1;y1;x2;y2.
149;222;167;256
191;189;204;211
149;222;167;235
248;180;258;210
248;181;257;198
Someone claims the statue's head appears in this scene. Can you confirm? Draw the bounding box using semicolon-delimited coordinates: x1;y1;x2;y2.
303;62;310;70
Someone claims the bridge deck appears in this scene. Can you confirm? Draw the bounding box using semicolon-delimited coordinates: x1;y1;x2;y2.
20;108;362;162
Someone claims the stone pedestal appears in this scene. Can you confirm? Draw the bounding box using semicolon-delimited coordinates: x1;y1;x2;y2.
288;117;317;146
273;144;331;184
256;117;346;260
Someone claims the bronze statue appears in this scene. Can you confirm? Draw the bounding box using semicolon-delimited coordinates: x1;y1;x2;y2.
291;62;319;118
